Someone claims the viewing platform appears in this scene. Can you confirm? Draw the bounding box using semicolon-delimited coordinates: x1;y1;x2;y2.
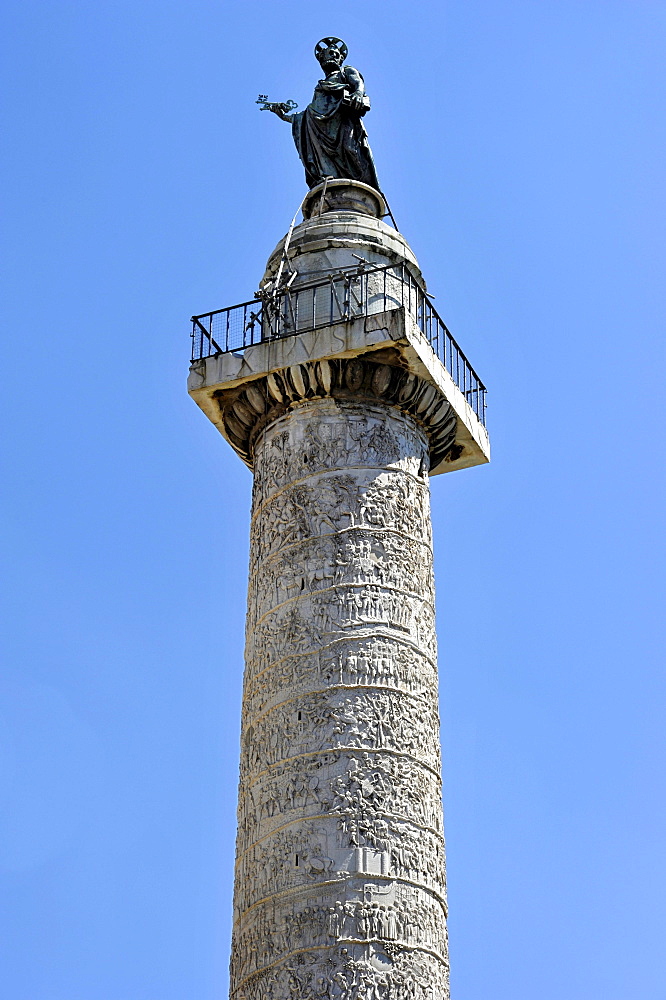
191;261;485;421
189;259;489;477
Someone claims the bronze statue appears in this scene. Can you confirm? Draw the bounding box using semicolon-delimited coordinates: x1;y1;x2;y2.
257;37;379;192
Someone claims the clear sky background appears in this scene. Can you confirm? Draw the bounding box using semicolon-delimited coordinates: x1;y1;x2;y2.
1;1;665;998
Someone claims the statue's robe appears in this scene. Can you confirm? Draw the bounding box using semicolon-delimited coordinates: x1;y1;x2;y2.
292;66;380;191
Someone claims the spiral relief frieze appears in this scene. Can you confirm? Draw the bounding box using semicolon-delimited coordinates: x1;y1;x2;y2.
230;397;449;999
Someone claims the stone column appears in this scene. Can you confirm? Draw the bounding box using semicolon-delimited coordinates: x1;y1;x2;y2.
189;181;489;998
230;369;450;998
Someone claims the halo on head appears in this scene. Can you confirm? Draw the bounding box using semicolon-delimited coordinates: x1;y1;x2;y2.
314;37;348;64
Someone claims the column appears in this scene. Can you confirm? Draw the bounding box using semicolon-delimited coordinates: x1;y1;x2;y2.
230;359;450;999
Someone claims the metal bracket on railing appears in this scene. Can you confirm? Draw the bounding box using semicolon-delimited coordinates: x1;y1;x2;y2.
348;274;364;311
245;309;262;334
191;315;223;356
283;289;297;332
317;175;334;217
329;273;347;321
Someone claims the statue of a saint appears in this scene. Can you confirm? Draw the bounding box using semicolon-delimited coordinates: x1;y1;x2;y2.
260;37;380;192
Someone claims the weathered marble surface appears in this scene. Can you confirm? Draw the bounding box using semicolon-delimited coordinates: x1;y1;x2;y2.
263;208;420;287
188;316;490;477
230;397;449;999
220;354;458;475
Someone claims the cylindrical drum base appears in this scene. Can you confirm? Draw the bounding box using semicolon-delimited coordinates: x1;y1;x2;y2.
230;396;449;999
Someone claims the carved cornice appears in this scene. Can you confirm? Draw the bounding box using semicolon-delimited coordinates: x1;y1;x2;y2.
217;355;460;472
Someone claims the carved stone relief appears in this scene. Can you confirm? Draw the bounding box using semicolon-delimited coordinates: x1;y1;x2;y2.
239;686;441;778
235;749;444;853
241;636;438;721
247;528;435;628
249;470;433;564
246;586;438;669
230;396;449;999
235;946;449;1000
233;817;447;918
219;355;458;475
229;881;449;988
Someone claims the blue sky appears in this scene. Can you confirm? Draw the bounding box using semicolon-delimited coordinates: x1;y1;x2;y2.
1;1;665;997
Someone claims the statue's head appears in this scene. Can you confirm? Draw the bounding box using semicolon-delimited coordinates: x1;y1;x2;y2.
315;36;347;70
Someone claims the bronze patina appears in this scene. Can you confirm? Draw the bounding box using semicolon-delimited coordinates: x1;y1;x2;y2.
257;37;379;191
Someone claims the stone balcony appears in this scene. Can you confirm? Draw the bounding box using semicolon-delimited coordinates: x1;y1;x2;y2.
188;261;489;477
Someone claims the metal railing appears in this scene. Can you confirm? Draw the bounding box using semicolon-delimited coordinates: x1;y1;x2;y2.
191;262;487;425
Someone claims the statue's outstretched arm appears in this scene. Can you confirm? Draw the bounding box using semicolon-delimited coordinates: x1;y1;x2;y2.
256;96;297;124
271;106;295;124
